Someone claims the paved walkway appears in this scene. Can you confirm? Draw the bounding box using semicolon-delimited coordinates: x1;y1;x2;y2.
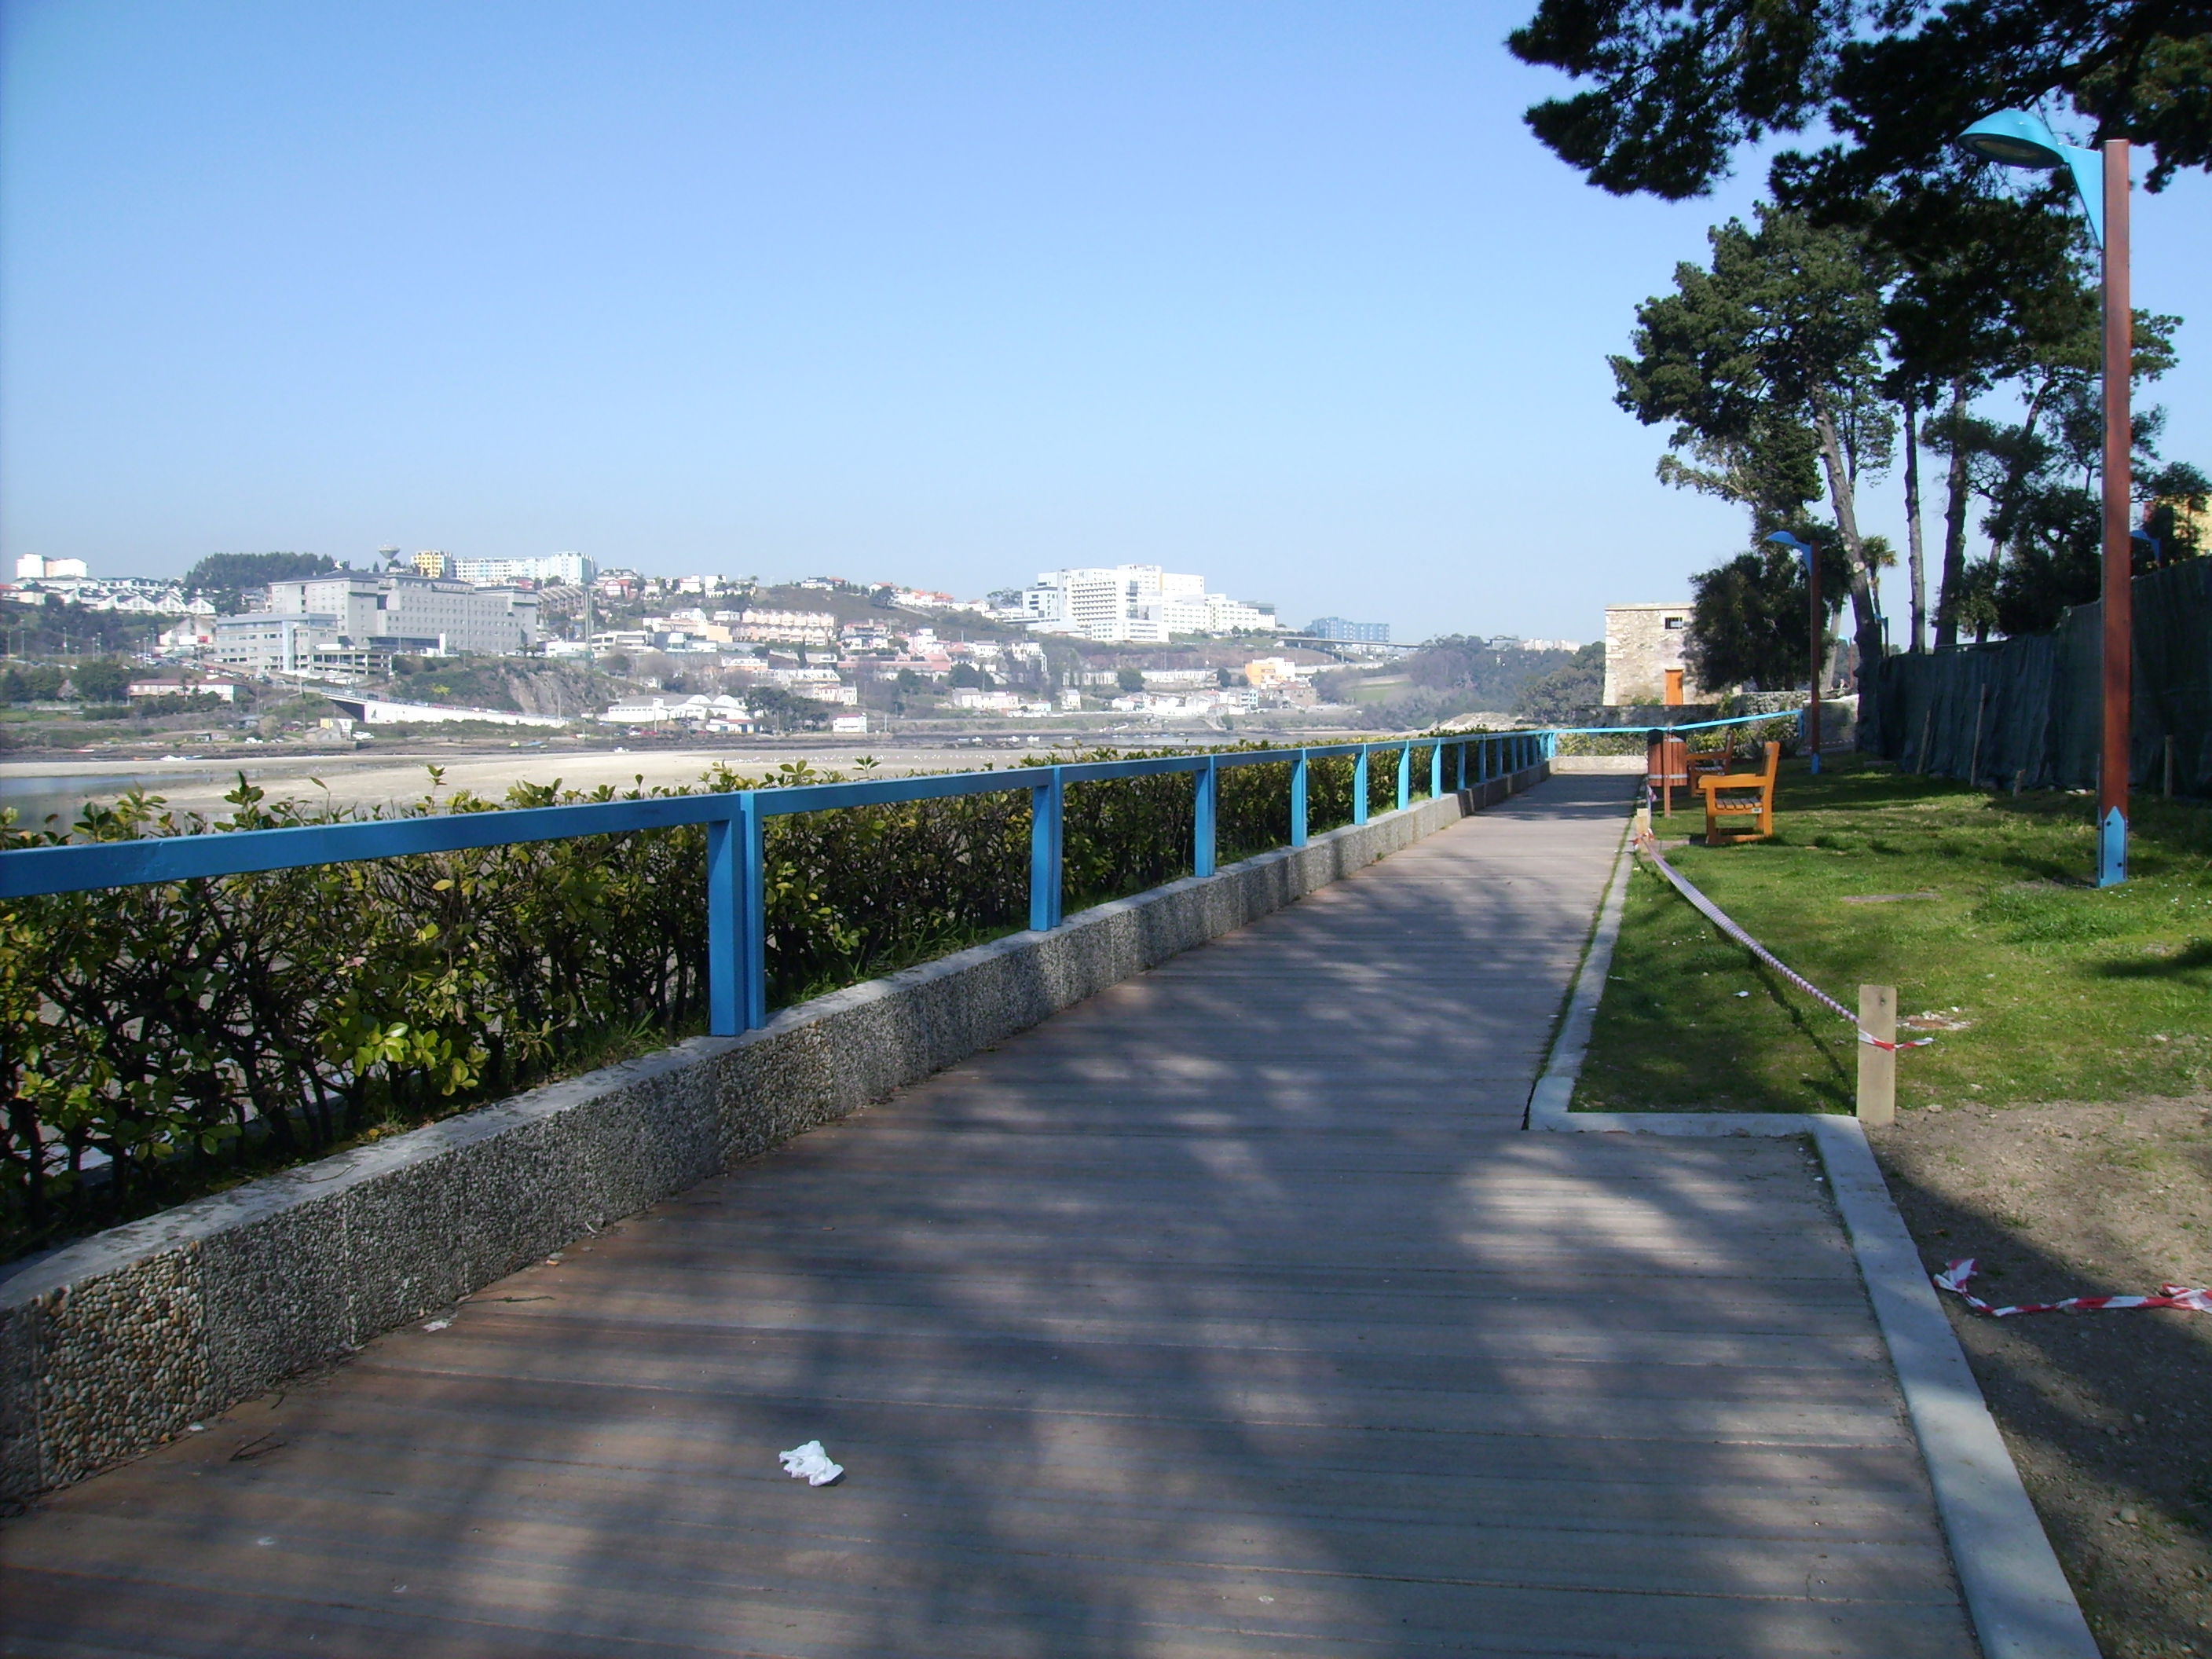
0;775;1976;1657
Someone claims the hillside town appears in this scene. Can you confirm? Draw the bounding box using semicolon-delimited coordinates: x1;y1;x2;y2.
3;549;1584;745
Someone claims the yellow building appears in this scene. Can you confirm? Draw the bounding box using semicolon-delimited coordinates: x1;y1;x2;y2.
1243;655;1300;688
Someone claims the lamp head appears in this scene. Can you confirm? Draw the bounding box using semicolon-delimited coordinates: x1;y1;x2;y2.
1958;110;2067;169
1957;109;2106;247
1763;530;1812;556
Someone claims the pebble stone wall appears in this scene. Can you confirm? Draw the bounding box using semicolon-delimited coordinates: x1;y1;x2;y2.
0;764;1546;1503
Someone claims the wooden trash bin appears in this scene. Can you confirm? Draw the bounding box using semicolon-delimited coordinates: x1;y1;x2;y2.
1646;730;1689;816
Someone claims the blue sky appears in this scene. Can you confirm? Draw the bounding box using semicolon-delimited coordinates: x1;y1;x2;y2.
3;1;2206;643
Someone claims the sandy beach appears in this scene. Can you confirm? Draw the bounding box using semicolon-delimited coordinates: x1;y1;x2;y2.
0;737;1079;830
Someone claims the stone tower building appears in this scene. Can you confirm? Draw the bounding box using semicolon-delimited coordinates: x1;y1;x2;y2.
1603;602;1707;705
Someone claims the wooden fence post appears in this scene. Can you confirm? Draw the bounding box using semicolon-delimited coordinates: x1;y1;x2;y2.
1856;984;1895;1127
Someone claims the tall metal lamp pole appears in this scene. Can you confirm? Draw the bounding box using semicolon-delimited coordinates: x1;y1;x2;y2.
1958;110;2132;886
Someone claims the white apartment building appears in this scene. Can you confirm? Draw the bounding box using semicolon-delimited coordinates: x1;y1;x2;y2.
214;614;344;676
1014;566;1278;643
217;573;538;672
450;551;595;587
9;571;213;617
753;666;859;705
1196;592;1277;634
716;609;840;646
266;573;537;655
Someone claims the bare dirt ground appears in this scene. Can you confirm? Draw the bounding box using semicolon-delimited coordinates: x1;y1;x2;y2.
1871;1095;2212;1659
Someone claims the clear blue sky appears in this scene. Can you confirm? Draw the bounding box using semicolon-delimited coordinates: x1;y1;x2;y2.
3;1;2205;643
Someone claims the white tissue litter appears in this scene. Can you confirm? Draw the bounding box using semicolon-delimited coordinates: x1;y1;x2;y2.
778;1441;844;1486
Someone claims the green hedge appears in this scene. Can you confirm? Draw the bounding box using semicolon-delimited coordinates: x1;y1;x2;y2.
1551;717;1800;758
2;742;1462;1257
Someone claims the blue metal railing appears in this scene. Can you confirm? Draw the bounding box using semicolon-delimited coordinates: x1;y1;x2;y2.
6;712;1810;1031
2;731;1570;1036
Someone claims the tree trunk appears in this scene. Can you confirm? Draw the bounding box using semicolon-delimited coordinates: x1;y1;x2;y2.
1902;399;1927;653
1804;402;1875;721
1934;378;1972;650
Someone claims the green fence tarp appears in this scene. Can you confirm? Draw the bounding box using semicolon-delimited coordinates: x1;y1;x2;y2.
1869;558;2212;797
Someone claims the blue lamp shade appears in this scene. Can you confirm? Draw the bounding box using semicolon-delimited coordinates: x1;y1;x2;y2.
1763;530;1813;563
1957;110;2105;247
1959;110;2068;167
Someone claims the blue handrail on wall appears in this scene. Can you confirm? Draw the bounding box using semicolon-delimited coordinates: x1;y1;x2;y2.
1;713;1786;1037
5;734;1545;1036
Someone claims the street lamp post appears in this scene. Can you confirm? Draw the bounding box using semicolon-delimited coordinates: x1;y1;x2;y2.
1766;530;1822;775
1958;110;2132;887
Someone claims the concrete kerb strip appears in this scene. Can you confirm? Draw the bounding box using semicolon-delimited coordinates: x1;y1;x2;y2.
1525;793;2099;1659
0;764;1547;1503
1525;810;1807;1138
1811;1115;2100;1659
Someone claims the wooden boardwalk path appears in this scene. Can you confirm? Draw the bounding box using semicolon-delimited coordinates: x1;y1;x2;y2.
1;775;1976;1657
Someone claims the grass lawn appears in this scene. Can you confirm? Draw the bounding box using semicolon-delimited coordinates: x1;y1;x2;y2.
1576;754;2212;1114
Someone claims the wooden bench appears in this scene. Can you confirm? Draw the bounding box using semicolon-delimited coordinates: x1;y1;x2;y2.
1698;740;1781;844
1649;733;1738;815
1685;737;1736;784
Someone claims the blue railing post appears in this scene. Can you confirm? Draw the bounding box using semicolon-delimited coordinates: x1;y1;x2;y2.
1429;741;1443;800
1395;742;1411;811
1353;748;1369;826
1029;767;1064;931
738;791;767;1031
706;812;740;1037
1193;755;1218;878
1290;751;1309;847
1456;740;1467;793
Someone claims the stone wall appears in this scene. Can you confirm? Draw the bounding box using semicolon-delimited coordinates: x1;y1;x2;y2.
0;764;1547;1503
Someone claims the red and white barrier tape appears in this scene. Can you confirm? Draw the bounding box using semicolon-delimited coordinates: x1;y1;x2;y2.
1632;830;1935;1054
1935;1258;2212;1318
